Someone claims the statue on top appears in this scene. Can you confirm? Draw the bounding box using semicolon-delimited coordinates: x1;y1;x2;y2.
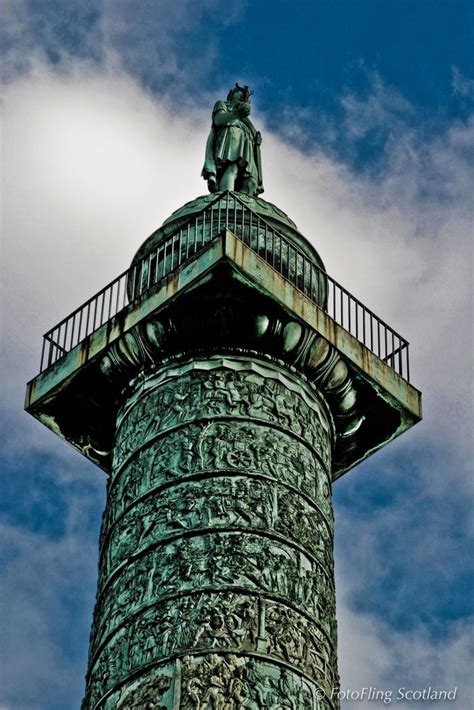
202;84;264;197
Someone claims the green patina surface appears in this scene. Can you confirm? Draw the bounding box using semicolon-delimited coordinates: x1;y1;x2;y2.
25;88;422;710
84;356;337;708
131;192;325;276
26;230;421;479
202;83;263;196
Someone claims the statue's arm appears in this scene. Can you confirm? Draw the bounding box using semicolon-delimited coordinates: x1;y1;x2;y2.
212;101;241;128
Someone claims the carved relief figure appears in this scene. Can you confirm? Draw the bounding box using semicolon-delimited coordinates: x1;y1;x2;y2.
113;367;331;472
87;360;337;708
115;671;172;709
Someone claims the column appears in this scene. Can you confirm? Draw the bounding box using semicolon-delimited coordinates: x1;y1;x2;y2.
84;353;338;709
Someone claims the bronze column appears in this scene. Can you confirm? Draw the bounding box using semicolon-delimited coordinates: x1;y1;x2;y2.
84;354;338;709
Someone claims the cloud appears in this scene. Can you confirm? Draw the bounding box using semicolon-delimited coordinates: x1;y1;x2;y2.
340;71;413;141
2;57;473;708
451;66;474;100
338;602;474;709
1;0;103;80
1;0;245;101
0;519;101;709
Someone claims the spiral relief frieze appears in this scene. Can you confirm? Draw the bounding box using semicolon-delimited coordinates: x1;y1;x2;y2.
83;356;338;709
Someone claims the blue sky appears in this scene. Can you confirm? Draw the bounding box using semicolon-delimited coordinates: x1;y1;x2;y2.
1;2;473;708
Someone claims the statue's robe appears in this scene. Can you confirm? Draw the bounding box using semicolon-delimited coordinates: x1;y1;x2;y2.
202;100;263;195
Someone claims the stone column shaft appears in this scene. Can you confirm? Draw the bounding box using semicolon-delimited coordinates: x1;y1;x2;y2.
84;354;338;709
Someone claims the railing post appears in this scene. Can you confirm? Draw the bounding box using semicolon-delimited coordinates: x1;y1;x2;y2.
218;196;222;234
99;290;105;326
40;337;46;372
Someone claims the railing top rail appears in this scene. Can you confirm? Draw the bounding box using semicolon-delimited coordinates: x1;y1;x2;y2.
43;267;130;340
36;193;410;379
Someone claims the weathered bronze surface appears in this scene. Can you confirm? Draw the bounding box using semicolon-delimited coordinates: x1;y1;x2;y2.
84;356;337;708
25;230;420;478
202;84;263;196
25;91;422;709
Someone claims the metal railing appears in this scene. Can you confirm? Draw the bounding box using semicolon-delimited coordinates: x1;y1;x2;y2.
38;192;410;380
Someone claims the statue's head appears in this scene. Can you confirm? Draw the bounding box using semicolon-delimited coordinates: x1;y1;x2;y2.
227;82;252;107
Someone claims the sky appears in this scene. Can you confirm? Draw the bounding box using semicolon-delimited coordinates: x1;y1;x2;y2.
1;1;473;708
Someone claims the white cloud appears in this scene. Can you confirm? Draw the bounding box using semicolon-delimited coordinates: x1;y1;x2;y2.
0;518;101;709
340;71;413;140
451;66;474;100
338;602;473;710
1;0;245;98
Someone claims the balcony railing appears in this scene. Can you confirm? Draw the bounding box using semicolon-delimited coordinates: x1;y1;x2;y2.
38;192;410;381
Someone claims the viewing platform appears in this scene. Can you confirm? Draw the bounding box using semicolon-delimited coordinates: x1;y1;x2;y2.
25;191;421;478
